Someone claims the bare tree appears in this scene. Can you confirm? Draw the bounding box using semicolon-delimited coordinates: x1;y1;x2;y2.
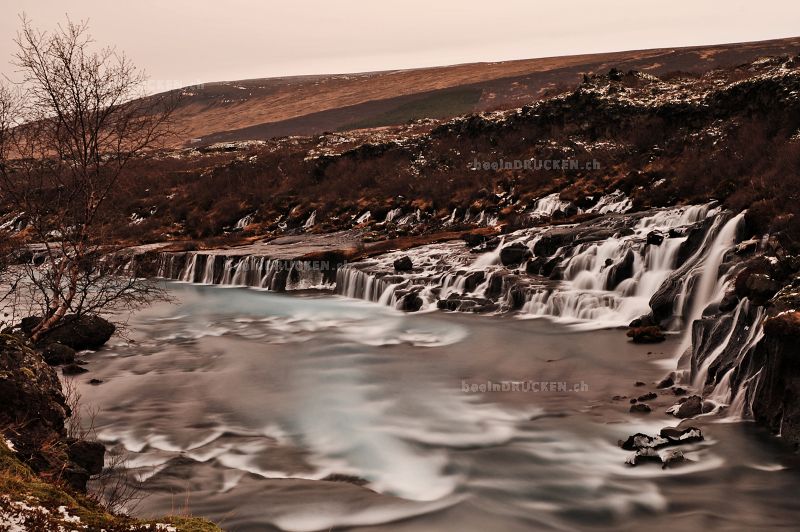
0;16;177;342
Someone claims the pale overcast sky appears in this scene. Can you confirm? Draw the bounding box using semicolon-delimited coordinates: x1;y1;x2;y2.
1;0;799;91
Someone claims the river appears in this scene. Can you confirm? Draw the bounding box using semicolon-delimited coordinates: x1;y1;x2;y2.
72;282;800;531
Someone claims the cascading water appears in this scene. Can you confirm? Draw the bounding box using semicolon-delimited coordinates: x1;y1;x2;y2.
155;251;336;291
333;204;733;328
673;212;746;360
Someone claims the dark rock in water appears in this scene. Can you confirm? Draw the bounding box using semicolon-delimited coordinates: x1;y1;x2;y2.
398;293;423;312
484;274;504;299
718;292;740;312
662;449;691;469
619;432;668;451
322;473;369;486
471;236;501;253
627;326;666;343
752;304;800;447
533;228;576;257
620;426;703;451
670;395;703;418
629;315;656;328
647;231;664;246
626;447;662;466
672;386;688;396
606;249;635;289
630;403;652;414
461;233;486;247
630;398;637;404
638;392;658;402
526;256;550;276
657;374;675;388
508;285;528;310
634;381;646;387
21;314;115;351
62;363;89;376
463;271;486;292
88;378;103;385
677;216;716;265
393;255;413;272
41;343;76;366
659;426;704;445
66;439;105;476
499;243;532;266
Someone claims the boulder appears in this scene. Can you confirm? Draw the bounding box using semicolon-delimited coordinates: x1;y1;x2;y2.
637;392;657;402
626;326;666;343
41;343;76;366
499;243;532;267
656;374;675;389
398;293;423;312
62;363;89;376
659;426;704;445
646;231;664;246
662;449;691;469
21;315;115;351
461;233;486;247
630;403;652;414
463;271;486;292
393;255;413;272
626;447;662;466
669;395;702;418
606;249;635;289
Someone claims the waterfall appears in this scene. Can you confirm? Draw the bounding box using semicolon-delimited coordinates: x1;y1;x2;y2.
154;251;337;291
528;193;575;219
303;211;317;230
331;204;734;330
519;205;715;327
673;212;745;360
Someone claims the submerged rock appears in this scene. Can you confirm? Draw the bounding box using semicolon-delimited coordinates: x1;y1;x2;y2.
630;403;652;414
627;326;666;343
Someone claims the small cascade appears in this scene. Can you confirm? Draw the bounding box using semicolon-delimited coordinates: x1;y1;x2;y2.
520;204;715;327
303;211;317;230
586;190;633;214
234;212;255;230
332;203;737;329
384;208;402;223
673;212;746;359
154;251;337;291
528;193;575;219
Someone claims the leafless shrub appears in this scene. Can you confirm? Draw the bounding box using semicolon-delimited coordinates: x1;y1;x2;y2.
0;16;178;340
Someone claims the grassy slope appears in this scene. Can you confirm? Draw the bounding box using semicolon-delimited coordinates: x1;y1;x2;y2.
162;36;800;145
0;441;221;532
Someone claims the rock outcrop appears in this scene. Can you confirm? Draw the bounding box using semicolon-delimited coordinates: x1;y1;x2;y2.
0;334;104;492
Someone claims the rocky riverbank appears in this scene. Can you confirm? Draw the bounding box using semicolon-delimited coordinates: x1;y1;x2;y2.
0;331;221;531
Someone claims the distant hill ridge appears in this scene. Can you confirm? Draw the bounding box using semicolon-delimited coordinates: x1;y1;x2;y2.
157;36;800;146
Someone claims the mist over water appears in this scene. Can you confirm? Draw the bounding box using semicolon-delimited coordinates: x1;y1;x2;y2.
72;284;800;531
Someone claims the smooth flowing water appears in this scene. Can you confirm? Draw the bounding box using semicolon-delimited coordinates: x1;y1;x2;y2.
73;284;800;532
